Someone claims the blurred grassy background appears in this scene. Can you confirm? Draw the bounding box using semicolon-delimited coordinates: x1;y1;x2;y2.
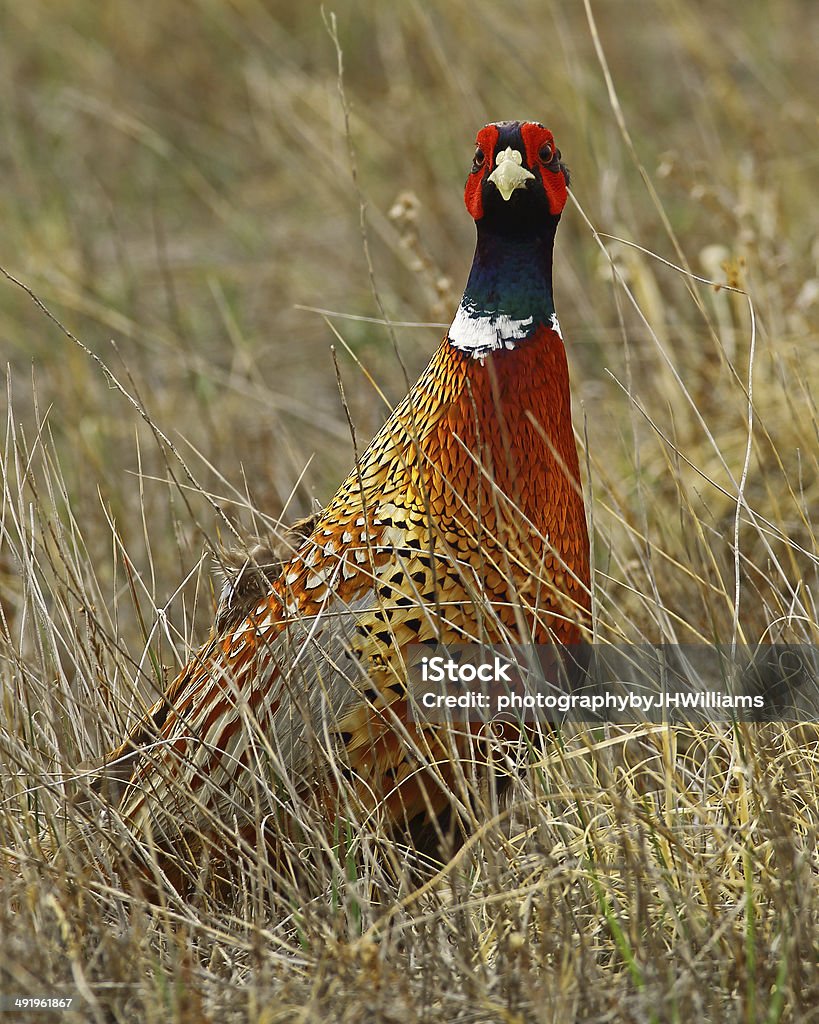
2;0;816;653
3;0;817;653
1;1;818;1020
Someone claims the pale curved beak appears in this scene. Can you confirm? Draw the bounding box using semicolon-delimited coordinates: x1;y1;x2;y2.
487;147;534;201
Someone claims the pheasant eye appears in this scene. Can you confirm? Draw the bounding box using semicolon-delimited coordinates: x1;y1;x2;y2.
472;147;485;170
539;143;553;163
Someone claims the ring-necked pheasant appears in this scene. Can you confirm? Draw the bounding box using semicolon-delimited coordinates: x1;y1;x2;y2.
101;120;590;890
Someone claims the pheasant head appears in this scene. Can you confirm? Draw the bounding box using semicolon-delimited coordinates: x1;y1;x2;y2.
465;120;569;222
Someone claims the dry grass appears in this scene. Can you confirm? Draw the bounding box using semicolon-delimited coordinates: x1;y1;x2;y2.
1;1;818;1021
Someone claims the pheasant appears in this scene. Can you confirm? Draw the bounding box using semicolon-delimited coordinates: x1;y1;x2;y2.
101;120;591;890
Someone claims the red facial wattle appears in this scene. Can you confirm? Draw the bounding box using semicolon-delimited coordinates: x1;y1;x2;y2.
519;122;568;216
463;123;499;221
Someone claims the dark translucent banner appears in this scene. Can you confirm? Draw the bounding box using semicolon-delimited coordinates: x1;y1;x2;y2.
404;644;819;724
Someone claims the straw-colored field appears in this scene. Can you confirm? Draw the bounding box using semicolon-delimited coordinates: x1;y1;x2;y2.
1;2;817;1020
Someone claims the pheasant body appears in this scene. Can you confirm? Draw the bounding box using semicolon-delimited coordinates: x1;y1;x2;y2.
109;121;590;879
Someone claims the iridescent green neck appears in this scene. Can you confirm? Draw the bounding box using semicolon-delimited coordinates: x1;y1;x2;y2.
448;219;559;357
